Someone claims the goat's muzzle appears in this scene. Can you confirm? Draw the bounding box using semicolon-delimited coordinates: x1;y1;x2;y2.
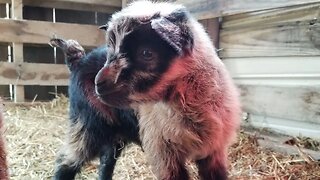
95;66;131;108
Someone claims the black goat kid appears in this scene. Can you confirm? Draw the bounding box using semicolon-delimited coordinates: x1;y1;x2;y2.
50;38;140;180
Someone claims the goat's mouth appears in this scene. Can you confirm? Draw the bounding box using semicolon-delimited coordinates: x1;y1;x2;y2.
95;82;131;109
95;64;132;108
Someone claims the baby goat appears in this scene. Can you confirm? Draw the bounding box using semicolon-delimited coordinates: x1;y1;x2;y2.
50;38;140;180
95;1;241;180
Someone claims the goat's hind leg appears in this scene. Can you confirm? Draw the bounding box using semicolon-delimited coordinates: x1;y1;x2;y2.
53;149;83;180
98;141;126;180
53;122;93;180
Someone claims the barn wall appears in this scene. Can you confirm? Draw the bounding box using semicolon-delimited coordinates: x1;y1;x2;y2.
176;0;320;139
219;3;320;139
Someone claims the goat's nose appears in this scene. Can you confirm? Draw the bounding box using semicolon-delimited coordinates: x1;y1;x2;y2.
95;67;109;86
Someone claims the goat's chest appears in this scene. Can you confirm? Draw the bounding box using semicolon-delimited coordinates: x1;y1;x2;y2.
136;102;202;153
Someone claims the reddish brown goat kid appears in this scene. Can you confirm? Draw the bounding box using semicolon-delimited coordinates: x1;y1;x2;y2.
0;99;8;180
95;1;241;180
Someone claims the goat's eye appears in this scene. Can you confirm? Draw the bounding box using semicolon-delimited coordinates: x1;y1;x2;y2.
139;49;154;61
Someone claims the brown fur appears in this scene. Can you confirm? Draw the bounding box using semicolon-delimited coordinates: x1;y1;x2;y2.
0;99;9;180
96;1;241;179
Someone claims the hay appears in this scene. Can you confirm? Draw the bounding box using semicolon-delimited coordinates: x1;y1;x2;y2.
2;96;320;179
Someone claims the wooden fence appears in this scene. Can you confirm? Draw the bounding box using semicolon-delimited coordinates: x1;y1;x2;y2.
0;0;121;102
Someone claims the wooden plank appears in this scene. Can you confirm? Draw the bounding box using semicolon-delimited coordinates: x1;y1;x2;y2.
33;0;121;7
220;4;320;58
176;0;320;19
244;114;320;140
1;0;121;7
222;4;320;29
0;62;69;86
23;0;120;13
239;85;320;124
224;57;320;86
0;0;9;3
224;57;320;78
233;76;320;87
11;0;22;19
0;0;120;13
12;43;25;102
0;18;105;47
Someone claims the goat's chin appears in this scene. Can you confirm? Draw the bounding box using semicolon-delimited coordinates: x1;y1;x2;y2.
97;94;131;109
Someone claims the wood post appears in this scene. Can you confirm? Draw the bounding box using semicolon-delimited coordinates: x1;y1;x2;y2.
11;0;25;102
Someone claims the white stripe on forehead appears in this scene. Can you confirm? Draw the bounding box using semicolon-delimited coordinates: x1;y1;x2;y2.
105;1;185;65
121;1;184;18
108;1;185;30
113;20;130;56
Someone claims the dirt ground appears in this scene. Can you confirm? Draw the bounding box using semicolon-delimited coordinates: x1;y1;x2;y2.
2;97;320;180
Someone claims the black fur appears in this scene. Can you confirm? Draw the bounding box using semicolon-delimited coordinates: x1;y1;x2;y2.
51;39;140;180
196;156;228;180
120;23;178;93
151;8;194;55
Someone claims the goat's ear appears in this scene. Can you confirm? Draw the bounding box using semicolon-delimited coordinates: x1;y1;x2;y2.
99;24;108;31
50;38;85;70
49;38;68;50
150;8;193;55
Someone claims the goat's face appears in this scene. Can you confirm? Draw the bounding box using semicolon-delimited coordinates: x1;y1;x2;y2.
95;1;193;108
